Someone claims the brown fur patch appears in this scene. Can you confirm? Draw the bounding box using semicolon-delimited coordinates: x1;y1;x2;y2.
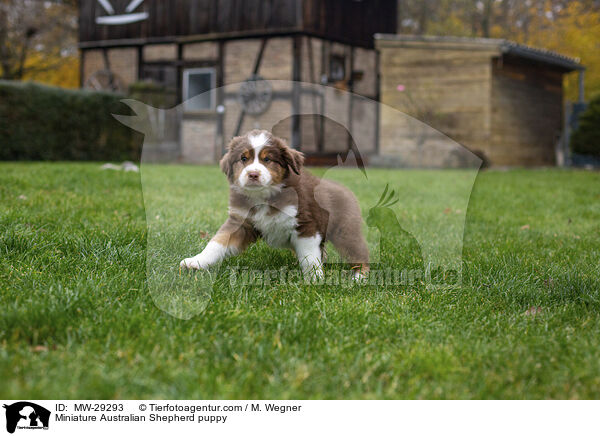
212;215;257;252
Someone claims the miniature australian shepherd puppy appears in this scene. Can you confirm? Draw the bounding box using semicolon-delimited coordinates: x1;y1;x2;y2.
180;129;369;280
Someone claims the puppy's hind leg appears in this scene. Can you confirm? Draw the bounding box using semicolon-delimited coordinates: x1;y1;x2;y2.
330;229;370;280
180;216;256;270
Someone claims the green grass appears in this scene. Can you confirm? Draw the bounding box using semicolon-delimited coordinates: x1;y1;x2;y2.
1;162;599;399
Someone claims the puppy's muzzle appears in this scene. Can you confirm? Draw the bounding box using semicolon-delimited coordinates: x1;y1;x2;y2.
247;171;260;182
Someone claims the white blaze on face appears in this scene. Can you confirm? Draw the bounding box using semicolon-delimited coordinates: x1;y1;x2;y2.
238;132;272;188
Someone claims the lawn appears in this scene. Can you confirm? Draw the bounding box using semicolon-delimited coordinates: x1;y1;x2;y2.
1;162;599;399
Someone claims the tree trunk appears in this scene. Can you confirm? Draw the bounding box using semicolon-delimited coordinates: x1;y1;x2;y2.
0;5;11;79
418;0;429;35
482;0;493;37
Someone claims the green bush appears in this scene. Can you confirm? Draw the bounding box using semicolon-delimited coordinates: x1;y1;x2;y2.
0;81;141;161
571;95;600;157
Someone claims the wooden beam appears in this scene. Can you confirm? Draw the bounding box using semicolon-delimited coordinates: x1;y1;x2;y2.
78;28;376;51
374;48;381;155
217;40;225;156
79;49;85;88
137;45;143;81
234;37;270;137
291;35;302;149
579;69;585;103
176;42;183;104
347;46;355;152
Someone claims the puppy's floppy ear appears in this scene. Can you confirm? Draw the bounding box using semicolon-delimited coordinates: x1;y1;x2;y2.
273;136;304;175
219;152;232;180
285;147;304;175
220;136;242;181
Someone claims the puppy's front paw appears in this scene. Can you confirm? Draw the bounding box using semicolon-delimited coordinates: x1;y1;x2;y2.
302;266;324;282
180;257;203;270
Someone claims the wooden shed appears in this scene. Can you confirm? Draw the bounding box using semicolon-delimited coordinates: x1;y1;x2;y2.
78;0;396;163
375;34;584;167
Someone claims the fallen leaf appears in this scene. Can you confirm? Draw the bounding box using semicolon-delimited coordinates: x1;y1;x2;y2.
199;231;210;239
524;306;543;316
32;345;48;352
18;195;27;200
520;224;530;230
443;208;451;214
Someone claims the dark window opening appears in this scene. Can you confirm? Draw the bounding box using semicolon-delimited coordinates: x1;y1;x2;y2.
183;67;216;112
329;55;346;82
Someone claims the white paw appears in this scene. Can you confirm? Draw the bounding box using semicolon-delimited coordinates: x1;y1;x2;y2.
352;271;367;282
314;267;324;280
180;257;204;270
302;266;324;282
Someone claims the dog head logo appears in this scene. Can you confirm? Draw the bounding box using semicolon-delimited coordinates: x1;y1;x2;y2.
3;402;50;434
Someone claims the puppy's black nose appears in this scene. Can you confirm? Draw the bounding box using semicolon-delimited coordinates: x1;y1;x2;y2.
247;171;260;181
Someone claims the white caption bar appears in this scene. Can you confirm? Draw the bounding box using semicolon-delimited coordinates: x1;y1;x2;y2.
1;400;598;436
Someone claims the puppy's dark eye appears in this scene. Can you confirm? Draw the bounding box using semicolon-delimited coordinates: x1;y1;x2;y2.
263;157;270;162
241;156;248;162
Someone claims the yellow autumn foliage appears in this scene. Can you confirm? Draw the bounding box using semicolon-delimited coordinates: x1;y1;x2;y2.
493;0;600;101
22;53;80;89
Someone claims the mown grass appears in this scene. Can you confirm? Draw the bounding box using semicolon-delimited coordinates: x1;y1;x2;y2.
1;162;599;399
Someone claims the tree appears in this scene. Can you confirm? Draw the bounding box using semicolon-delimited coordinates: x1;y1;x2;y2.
571;93;600;157
395;0;600;100
505;0;600;101
0;0;78;86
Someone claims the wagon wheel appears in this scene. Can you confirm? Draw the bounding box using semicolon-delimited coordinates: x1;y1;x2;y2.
84;69;125;94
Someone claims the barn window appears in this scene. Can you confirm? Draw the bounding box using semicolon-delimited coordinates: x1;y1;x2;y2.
329;55;346;82
183;67;216;111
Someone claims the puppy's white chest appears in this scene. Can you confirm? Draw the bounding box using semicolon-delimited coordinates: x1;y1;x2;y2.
251;205;298;248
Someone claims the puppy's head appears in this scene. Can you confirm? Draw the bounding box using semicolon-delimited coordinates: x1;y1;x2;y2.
220;130;304;192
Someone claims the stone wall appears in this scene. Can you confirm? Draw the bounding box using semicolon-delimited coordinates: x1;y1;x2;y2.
143;44;177;61
82;47;138;89
180;117;218;164
82;49;104;86
183;42;218;60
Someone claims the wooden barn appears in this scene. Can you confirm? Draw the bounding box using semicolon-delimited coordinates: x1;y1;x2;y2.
375;34;584;167
79;0;396;164
78;2;584;167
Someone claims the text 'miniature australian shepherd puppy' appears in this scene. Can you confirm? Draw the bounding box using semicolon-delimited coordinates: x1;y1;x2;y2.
180;129;369;279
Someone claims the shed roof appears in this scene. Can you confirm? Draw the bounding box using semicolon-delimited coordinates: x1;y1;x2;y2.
374;34;583;72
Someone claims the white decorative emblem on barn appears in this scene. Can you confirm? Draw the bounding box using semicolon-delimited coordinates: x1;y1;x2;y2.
95;0;148;25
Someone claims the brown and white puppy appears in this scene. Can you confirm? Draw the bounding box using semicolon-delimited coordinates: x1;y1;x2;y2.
180;129;369;279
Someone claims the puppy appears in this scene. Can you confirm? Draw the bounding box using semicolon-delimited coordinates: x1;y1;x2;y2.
180;129;369;279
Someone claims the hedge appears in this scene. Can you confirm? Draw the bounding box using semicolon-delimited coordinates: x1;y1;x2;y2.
0;81;141;161
571;94;600;158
